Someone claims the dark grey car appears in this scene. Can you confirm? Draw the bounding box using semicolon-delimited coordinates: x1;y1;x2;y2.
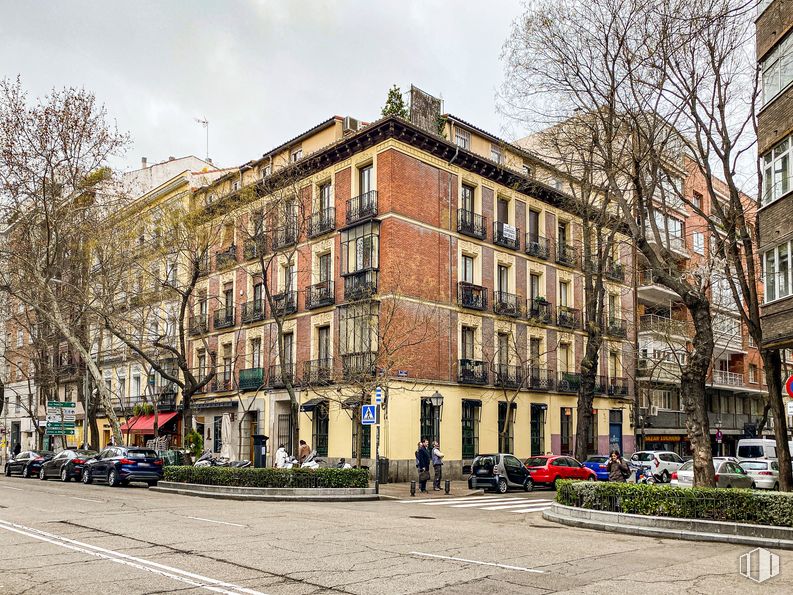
467;453;534;493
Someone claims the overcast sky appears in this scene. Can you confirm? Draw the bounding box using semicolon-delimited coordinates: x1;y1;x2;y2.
1;0;526;172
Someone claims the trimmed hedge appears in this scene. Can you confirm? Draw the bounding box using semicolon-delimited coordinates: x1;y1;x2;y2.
164;466;369;489
556;479;793;528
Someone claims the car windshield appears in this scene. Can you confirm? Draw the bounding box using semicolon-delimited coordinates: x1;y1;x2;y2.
585;456;608;463
737;445;767;458
472;456;496;469
679;461;694;471
740;461;769;470
524;457;549;467
633;453;655;461
76;450;97;456
126;450;157;459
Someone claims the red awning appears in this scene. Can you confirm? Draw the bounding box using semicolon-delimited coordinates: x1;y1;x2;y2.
120;411;180;434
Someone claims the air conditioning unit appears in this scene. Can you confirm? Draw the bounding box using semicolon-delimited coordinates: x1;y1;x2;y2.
649;405;659;416
343;116;360;134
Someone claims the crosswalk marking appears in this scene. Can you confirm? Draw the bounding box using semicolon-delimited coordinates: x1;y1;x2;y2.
449;498;531;508
395;495;553;514
480;500;553;511
509;504;555;513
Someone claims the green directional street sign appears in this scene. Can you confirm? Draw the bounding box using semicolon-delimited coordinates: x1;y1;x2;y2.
46;429;75;435
47;401;76;408
46;422;76;428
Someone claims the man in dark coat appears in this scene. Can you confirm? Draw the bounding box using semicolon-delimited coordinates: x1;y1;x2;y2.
416;438;431;493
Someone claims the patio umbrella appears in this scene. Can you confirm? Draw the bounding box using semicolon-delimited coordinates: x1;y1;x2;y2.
220;413;233;460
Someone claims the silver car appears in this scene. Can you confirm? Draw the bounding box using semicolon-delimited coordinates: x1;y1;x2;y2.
676;458;755;489
739;459;779;490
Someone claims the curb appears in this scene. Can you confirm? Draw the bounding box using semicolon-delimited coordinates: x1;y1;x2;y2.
150;485;381;502
543;503;793;550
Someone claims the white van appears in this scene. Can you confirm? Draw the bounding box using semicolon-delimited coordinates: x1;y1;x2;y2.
736;438;793;460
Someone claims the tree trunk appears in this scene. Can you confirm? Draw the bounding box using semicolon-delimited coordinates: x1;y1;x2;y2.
575;336;601;461
762;349;793;491
291;398;300;461
683;304;715;487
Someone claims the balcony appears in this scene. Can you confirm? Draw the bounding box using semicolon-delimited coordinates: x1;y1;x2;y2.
493;221;520;250
216;245;238;269
213;307;236;330
527;299;553;325
195;253;210;277
308;207;336;237
526;367;555;391
306;281;335;309
212;376;234;392
272;290;297;317
525;234;551;260
241;300;266;324
637;356;683;383
557;243;578;267
238;367;264;392
459;359;488;385
493;364;523;388
344;269;378;301
712;370;744;387
557;371;582;393
596;376;630;396
243;237;265;261
557;306;581;329
458;282;487;311
638;270;680;305
303;358;334;385
189;315;209;336
639;314;689;337
606;317;628;338
268;364;295;388
271;222;297;250
346;190;378;224
457;209;486;239
605;259;625;282
342;352;376;380
493;291;521;318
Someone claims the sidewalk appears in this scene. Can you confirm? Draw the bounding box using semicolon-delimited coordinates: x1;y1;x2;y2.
376;480;483;500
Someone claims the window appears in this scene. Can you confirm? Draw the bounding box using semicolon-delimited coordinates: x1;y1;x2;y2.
198;351;207;379
764;240;792;302
693;231;704;255
420;398;441;444
317;326;330;361
529;273;541;301
338;302;377;356
497;197;509;224
497;332;509;367
312;401;329;457
528;209;540;239
497;264;509;293
213;416;222;453
251;338;261;368
498;402;515;453
749;364;758;384
692;191;703;210
558;343;570;373
223;349;232;382
352;422;370;459
132;374;141;397
529;338;541;366
454;128;471;150
560;407;573;455
490;144;502;164
762;134;792;205
608;293;618;320
461;400;480;459
558;221;568;246
461;255;474;284
761;31;793;105
359;164;373;195
609;352;619;379
341;222;379;274
523;163;533;177
559;280;569;307
290;147;303;162
461;184;475;213
224;284;234;316
283;332;294;369
319;182;332;211
461;326;475;360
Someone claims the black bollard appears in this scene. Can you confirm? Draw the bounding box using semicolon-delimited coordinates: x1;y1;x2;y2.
410;480;416;496
444;479;451;494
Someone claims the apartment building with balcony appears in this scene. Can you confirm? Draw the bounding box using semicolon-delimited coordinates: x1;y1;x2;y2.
757;1;793;358
184;109;636;478
636;161;767;456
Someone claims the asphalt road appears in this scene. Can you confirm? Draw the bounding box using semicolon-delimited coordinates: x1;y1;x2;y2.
0;475;791;594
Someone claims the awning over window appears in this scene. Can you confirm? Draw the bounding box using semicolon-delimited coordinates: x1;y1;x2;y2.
462;399;482;407
121;411;179;434
342;396;367;409
300;398;326;413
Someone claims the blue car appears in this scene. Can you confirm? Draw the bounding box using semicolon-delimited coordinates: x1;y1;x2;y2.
81;446;163;487
583;455;610;480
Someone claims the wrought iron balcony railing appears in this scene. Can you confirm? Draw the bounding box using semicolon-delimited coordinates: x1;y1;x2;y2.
271;222;297;250
493;364;523;388
459;359;488;385
493;291;521;317
527;299;553;324
239;367;264;391
344;269;377;301
272;290;297;317
457;209;486;239
342;352;376;380
268;364;295;388
189;314;209;336
346;190;378;224
557;305;581;329
308;207;336;237
526;367;555;391
605;259;625;282
493;221;520;250
241;300;266;324
243;237;265;260
458;282;487;310
525;234;551;259
216;245;238;269
306;281;335;309
606;317;628;338
557;243;578;267
213;307;236;329
557;371;582;393
303;358;334;385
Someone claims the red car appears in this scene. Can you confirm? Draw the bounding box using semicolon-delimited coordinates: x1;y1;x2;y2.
524;455;597;488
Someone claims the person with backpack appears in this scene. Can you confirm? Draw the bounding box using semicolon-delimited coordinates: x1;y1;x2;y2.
606;449;630;482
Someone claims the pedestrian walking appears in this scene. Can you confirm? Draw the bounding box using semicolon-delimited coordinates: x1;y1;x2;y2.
275;444;288;468
13;442;21;457
606;450;630;482
431;440;444;491
298;439;311;464
416;438;431;493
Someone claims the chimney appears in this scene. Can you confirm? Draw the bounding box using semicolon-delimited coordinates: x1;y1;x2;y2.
168;156;175;161
207;158;213;165
141;157;147;169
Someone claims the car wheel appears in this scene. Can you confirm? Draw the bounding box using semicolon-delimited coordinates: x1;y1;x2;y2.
661;470;670;483
497;478;508;494
60;467;70;482
39;467;46;481
4;464;10;477
21;465;30;479
107;469;119;487
523;478;534;492
82;468;92;484
774;482;779;491
552;476;560;491
751;482;756;489
147;480;158;488
587;475;596;482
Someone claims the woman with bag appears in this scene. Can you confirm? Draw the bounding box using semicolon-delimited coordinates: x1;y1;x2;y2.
416;438;431;493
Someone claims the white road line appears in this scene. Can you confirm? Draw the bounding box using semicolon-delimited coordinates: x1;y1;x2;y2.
70;497;103;503
414;497;512;506
480;501;553;511
187;516;246;528
449;498;530;508
0;486;23;491
0;519;266;595
396;496;503;503
410;551;544;573
509;504;553;513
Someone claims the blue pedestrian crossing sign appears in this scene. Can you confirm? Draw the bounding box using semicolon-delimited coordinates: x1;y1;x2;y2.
361;404;378;425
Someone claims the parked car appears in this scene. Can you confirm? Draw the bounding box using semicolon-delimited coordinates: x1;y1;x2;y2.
629;451;685;483
38;449;98;482
468;454;533;493
739;459;779;491
582;455;610;481
4;450;54;478
81;446;164;487
524;455;596;489
736;438;793;460
674;458;755;489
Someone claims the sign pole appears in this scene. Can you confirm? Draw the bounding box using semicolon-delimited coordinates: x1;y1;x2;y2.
375;423;380;495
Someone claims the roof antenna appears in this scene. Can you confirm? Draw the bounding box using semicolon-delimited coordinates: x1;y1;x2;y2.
194;117;209;161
